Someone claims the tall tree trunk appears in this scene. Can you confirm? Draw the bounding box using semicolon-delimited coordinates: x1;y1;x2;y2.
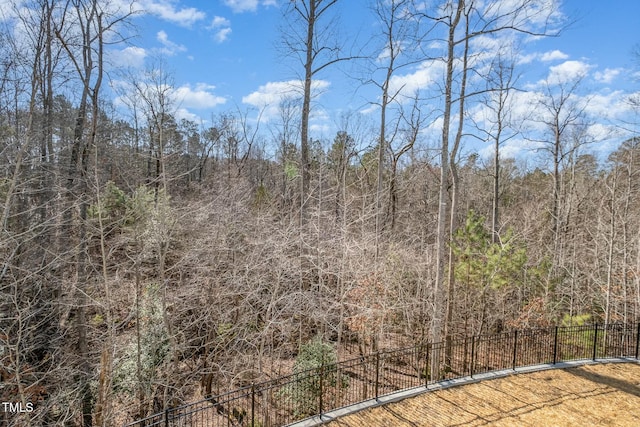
431;0;463;380
605;172;618;327
445;3;470;366
300;0;316;229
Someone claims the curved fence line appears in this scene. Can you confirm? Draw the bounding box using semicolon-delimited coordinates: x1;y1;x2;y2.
124;322;640;427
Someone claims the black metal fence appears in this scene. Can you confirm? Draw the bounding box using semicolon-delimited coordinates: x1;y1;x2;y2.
124;323;640;427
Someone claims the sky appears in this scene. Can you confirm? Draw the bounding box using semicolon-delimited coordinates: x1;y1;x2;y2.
4;0;639;160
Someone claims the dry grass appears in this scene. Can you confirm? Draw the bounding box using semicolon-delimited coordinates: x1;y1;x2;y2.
325;362;640;426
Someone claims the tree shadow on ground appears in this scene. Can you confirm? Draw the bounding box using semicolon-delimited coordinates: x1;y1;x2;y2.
565;366;640;398
326;365;640;426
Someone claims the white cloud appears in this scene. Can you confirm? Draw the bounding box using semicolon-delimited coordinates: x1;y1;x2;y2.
242;79;330;120
426;40;445;51
209;16;232;43
428;116;444;133
211;16;231;28
478;137;535;160
156;30;186;56
517;53;537;65
519;50;569;65
140;0;205;27
174;107;201;122
0;0;22;21
376;40;411;63
546;60;591;85
172;83;227;109
594;68;622;84
540;50;569;62
222;0;277;13
584;90;634;120
112;80;226;121
310;122;331;134
360;104;379;115
484;88;636;159
243;81;301;106
488;0;564;31
388;60;445;99
587;123;616;143
110;46;147;69
469;34;507;56
214;27;232;43
242;80;330;107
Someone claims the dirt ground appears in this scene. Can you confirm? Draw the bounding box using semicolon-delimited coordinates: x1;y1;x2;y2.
325;362;640;427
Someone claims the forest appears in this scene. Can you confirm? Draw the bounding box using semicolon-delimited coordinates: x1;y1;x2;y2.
0;0;639;426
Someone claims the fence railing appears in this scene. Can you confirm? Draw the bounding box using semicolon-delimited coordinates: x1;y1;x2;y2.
124;322;640;427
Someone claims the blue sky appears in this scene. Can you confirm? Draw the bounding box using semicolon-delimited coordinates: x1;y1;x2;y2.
106;0;640;161
3;0;635;159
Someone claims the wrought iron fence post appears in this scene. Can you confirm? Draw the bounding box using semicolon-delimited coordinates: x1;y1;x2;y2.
636;323;640;359
512;330;518;370
251;383;255;427
318;360;324;416
375;351;380;400
164;407;169;427
425;344;430;388
553;326;559;364
470;335;475;378
592;323;599;361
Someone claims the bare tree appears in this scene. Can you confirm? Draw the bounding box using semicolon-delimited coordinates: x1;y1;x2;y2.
530;72;593;314
415;0;561;375
55;1;133;423
0;4;58;425
387;95;424;232
271;97;301;215
534;75;589;240
282;0;353;293
282;0;353;226
477;53;520;243
0;1;97;425
130;60;176;201
366;0;422;259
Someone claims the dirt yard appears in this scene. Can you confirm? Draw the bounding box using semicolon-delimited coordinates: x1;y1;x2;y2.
325;362;640;426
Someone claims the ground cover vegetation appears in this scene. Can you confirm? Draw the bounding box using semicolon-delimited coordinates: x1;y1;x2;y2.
0;0;639;426
325;362;640;427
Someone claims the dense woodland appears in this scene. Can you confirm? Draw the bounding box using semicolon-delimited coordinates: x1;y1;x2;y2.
0;0;639;426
